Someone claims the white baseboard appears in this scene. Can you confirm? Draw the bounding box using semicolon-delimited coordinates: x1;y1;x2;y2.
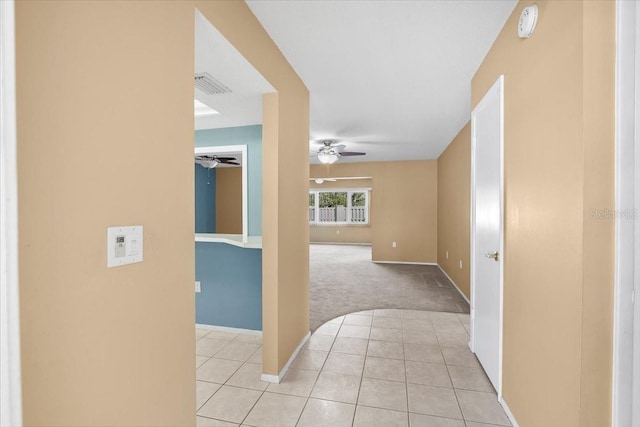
373;260;438;266
195;323;262;337
261;331;311;384
310;242;371;246
436;265;470;304
499;397;520;427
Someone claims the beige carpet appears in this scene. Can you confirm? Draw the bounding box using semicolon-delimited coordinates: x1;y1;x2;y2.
310;244;469;331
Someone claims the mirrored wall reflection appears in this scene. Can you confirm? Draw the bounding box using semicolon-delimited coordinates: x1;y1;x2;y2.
194;152;243;234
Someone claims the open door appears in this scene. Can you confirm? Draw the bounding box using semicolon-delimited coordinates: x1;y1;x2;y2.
471;75;504;397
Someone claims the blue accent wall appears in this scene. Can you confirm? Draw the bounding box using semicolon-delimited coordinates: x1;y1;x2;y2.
194;125;263;330
195;165;216;233
195;243;262;330
195;125;262;236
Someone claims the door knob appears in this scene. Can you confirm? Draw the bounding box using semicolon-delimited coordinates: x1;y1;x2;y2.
485;251;499;261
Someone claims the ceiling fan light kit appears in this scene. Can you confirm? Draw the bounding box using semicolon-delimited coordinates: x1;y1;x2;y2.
313;139;366;164
317;151;339;164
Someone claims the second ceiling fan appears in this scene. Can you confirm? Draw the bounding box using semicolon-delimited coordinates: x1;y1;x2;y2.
195;155;239;169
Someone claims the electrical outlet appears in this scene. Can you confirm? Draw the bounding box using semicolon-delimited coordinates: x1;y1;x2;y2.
446;251;449;259
336;230;340;235
392;241;397;248
195;281;201;293
459;260;463;270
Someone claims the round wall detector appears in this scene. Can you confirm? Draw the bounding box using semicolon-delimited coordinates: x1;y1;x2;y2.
518;5;538;39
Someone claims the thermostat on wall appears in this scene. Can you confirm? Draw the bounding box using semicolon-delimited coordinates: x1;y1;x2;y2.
518;5;538;39
107;225;143;267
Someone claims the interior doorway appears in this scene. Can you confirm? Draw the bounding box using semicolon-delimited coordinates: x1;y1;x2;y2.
470;75;504;397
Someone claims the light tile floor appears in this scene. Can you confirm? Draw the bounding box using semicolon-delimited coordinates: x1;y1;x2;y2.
196;310;511;427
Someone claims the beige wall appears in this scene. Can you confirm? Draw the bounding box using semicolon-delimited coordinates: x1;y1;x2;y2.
310;226;371;244
437;123;471;298
311;161;437;263
194;1;310;376
16;1;310;424
16;1;196;424
216;167;242;234
472;1;615;425
579;2;615;423
309;179;372;189
309;178;372;244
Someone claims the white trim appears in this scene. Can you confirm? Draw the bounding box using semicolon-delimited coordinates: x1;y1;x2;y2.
499;397;520;427
308;187;372;192
635;2;640;413
259;373;281;384
310;224;371;227
470;75;505;398
372;261;437;266
309;242;371;246
195;144;248;242
195;233;262;249
613;2;639;426
195;323;262;337
260;331;310;384
437;264;470;304
308;176;372;182
0;0;22;424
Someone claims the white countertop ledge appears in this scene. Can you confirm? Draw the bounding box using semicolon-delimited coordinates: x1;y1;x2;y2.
195;233;262;249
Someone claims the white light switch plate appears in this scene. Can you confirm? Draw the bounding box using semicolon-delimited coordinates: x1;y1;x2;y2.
107;225;143;268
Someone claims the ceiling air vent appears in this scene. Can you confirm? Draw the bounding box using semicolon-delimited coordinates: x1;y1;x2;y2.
194;72;231;95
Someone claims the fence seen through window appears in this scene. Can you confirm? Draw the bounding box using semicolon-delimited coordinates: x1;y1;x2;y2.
309;189;369;224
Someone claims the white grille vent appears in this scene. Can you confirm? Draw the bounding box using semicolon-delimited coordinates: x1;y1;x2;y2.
194;72;231;95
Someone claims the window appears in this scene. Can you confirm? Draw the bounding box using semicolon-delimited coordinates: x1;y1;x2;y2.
309;189;369;224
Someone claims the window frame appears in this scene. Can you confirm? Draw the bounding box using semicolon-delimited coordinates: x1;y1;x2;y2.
309;188;370;225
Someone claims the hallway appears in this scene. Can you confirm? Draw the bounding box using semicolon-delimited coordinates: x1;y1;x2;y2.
196;309;510;426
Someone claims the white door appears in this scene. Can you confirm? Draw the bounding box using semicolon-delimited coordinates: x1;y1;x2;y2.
613;2;640;425
1;0;23;425
471;75;504;396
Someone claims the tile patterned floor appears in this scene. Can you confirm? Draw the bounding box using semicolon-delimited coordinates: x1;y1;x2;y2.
196;310;511;427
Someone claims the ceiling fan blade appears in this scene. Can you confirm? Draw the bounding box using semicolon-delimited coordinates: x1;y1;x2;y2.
220;160;240;165
311;177;338;184
212;156;236;161
339;151;366;156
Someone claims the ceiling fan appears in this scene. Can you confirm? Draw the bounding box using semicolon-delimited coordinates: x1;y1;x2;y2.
195;155;239;169
309;178;337;184
311;140;366;164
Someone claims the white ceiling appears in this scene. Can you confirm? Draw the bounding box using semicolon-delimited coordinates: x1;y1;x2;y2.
194;10;274;130
246;0;517;162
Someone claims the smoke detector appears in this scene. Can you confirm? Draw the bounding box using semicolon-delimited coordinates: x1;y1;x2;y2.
194;72;231;95
518;5;538;39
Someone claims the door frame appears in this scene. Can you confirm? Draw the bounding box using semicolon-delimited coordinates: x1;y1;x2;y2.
470;75;505;399
0;0;23;425
194;144;248;241
612;1;640;425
